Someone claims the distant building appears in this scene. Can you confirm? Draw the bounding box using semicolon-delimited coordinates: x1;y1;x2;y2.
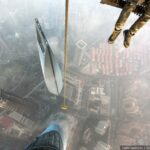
0;90;40;132
0;89;39;120
0;116;13;131
72;45;87;67
94;141;111;150
8;111;35;129
60;73;84;106
80;44;150;76
0;115;31;138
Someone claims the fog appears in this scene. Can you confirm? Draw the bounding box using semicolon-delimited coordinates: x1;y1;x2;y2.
0;0;150;149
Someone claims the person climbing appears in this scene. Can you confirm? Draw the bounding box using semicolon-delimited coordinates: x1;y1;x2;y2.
108;0;150;48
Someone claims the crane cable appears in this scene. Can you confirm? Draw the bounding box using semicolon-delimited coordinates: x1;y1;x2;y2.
61;0;69;110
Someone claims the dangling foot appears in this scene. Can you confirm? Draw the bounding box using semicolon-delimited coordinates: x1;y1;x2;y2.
108;28;121;44
123;30;134;48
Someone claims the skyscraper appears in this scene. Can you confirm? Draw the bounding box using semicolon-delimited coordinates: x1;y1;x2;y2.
25;123;64;150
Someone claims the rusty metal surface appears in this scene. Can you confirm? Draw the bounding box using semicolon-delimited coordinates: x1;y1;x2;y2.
100;0;146;15
101;0;120;8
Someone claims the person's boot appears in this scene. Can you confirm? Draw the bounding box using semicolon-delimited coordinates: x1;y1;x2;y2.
108;28;121;44
123;30;134;48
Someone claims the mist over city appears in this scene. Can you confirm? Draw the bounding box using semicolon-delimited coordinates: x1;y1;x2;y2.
0;0;150;149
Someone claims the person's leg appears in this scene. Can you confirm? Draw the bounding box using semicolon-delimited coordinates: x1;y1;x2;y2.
124;2;150;47
108;3;136;44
